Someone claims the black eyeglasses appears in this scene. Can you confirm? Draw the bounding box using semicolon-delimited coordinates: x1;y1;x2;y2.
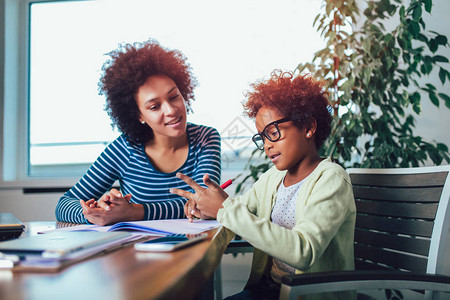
252;117;292;150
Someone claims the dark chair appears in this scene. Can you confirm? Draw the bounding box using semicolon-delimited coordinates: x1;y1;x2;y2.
279;165;450;300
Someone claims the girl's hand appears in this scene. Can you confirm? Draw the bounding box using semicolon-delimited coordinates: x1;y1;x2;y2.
171;173;228;219
184;199;202;222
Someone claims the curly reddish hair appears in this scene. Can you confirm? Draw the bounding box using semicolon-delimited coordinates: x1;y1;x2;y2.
98;39;197;143
243;70;332;149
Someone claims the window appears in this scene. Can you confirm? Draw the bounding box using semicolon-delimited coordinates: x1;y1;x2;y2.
5;0;325;180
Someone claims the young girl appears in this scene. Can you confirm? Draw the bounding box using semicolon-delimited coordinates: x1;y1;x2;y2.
171;71;355;300
55;39;221;225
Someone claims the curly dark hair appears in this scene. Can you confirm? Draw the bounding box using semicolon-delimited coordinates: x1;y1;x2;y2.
98;39;198;143
243;70;332;149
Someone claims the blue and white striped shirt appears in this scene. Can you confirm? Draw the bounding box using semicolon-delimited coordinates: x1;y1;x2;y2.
55;123;221;223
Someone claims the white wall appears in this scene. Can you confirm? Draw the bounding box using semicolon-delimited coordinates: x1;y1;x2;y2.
0;177;77;221
413;1;450;154
0;190;61;221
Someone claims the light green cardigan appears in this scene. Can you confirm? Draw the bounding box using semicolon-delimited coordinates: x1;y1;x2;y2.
217;158;356;300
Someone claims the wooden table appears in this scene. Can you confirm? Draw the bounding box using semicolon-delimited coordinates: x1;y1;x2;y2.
0;221;234;300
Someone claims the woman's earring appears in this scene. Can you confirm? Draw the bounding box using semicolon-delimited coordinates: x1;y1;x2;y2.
141;121;146;125
306;133;311;138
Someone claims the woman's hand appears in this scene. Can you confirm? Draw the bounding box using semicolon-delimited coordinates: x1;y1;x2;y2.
97;188;132;211
80;189;143;226
171;173;228;221
85;199;98;208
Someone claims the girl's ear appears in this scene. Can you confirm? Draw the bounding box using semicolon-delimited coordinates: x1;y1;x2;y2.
306;118;317;139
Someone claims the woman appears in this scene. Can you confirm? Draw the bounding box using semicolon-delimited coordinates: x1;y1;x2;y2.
55;39;221;225
171;71;355;300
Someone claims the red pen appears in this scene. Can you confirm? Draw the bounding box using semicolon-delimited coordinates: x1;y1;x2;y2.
220;178;235;189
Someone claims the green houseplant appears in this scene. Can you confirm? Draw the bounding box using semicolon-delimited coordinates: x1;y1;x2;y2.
236;0;450;193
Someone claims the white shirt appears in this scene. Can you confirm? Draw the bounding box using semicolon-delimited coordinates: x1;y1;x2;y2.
270;177;304;283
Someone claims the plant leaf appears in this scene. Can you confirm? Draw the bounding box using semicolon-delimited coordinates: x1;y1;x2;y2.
439;68;447;84
408;21;420;38
429;38;438;52
433;55;449;63
424;0;432;13
429;92;440;107
437;143;449;152
436;34;448;45
425;83;436;90
412;5;422;21
438;93;450;109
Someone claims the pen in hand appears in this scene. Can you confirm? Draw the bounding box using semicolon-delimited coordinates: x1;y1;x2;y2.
220;178;235;190
189;178;235;219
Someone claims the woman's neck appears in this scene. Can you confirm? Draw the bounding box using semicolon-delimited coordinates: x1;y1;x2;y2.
144;132;189;173
148;131;189;152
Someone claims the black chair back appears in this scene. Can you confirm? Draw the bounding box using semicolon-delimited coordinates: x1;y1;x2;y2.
350;169;449;274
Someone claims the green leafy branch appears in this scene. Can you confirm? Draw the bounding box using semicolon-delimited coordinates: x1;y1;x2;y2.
297;0;450;168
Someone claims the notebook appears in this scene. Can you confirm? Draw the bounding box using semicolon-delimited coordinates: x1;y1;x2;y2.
0;231;131;259
41;219;220;236
0;213;25;241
